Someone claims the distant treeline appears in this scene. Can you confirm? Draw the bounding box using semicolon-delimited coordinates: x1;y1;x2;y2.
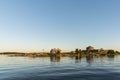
0;47;120;58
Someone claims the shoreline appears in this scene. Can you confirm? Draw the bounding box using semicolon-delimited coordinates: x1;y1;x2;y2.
0;51;119;58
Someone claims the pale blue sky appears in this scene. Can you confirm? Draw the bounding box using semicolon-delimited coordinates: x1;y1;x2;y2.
0;0;120;52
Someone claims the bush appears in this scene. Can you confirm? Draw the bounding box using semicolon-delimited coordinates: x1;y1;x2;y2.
107;50;115;55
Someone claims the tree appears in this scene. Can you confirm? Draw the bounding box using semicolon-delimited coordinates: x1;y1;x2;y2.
78;49;82;54
75;49;79;54
107;50;115;55
70;51;75;57
75;48;82;58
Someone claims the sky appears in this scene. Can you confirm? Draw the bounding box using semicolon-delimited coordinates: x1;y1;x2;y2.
0;0;120;52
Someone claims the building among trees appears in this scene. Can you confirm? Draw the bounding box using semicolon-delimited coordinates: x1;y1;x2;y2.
86;46;94;51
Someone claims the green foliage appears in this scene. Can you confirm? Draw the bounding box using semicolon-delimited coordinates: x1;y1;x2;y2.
75;49;81;54
115;51;120;54
107;50;115;55
78;49;82;53
75;49;79;53
71;51;74;54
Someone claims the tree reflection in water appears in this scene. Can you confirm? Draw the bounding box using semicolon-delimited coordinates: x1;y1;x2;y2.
75;56;81;63
50;56;61;62
86;54;94;65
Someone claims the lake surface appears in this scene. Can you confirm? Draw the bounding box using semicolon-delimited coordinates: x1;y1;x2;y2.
0;55;120;80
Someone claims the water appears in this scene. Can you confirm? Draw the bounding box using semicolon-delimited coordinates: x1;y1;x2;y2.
0;55;120;80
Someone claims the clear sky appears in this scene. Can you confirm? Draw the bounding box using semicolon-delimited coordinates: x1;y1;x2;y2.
0;0;120;52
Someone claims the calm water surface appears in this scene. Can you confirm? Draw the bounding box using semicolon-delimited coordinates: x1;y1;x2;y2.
0;55;120;80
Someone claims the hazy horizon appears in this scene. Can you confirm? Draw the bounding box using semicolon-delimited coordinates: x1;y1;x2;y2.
0;0;120;52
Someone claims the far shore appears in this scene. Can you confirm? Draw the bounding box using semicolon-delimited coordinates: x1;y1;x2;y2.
0;52;70;57
0;51;120;58
0;46;120;58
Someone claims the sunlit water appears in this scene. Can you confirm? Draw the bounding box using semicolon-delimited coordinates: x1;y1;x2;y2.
0;55;120;80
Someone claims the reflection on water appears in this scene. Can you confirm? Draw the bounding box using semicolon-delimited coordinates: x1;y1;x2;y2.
86;54;94;65
0;55;120;80
50;56;61;62
75;56;81;63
